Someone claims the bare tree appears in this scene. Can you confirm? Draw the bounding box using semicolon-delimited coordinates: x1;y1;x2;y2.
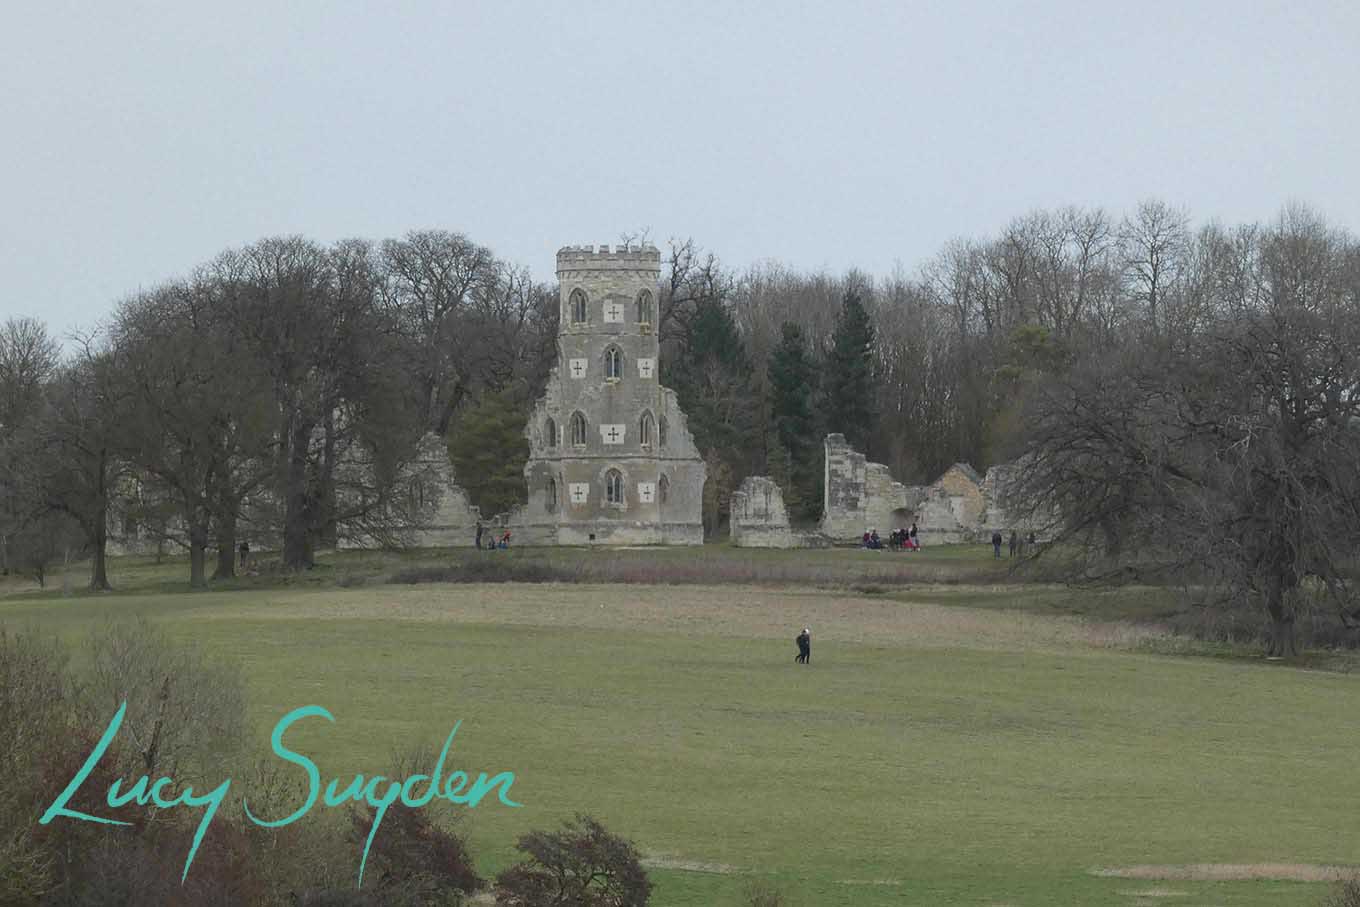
38;333;129;591
378;230;499;435
1013;209;1360;656
0;318;61;577
1119;199;1190;340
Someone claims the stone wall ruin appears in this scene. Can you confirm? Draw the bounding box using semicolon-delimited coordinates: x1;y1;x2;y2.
731;434;1036;548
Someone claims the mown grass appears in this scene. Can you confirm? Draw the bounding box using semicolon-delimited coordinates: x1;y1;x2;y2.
4;547;1360;906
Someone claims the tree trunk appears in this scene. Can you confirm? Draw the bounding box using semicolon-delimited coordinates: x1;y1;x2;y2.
318;409;338;549
90;515;111;591
89;449;113;591
213;505;236;580
283;418;315;569
189;535;207;589
1267;613;1296;658
1100;515;1122;561
1264;569;1297;658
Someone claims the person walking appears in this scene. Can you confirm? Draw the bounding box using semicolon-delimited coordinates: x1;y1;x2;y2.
475;520;484;550
795;627;811;664
1009;530;1018;558
991;530;1003;558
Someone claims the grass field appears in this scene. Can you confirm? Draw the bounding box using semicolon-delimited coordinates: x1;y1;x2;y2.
4;545;1359;905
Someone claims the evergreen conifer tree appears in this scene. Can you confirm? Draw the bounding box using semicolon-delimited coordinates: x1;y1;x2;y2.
823;289;877;452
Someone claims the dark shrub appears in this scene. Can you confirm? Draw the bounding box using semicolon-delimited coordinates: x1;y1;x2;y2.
347;804;482;905
493;814;651;906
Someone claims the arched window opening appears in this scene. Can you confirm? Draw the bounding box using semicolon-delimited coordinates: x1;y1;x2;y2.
658;416;668;448
604;346;623;380
570;411;588;446
639;411;655;448
606;469;624;506
544;417;557;448
658;474;670;504
636;290;653;325
546;477;558;513
570;289;587;324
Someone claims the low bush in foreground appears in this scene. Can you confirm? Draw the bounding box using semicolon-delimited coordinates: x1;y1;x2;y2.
1323;876;1360;907
0;624;488;907
493;813;651;906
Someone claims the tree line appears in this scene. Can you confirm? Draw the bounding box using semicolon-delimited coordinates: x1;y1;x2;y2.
3;204;1357;636
0;233;556;588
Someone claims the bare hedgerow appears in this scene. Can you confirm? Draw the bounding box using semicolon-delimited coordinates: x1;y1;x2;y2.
77;617;247;781
0;628;69;904
744;880;788;907
494;814;651;907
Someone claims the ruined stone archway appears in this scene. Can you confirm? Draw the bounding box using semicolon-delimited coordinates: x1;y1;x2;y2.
890;508;913;530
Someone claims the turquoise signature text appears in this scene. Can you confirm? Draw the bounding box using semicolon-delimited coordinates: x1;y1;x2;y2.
40;704;522;886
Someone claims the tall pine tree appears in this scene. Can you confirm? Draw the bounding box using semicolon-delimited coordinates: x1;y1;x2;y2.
447;389;530;517
823;289;876;453
666;298;756;535
766;322;820;520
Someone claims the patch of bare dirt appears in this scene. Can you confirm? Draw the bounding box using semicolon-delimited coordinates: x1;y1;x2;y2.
1094;864;1355;882
640;855;742;874
192;582;1170;655
1115;888;1189;897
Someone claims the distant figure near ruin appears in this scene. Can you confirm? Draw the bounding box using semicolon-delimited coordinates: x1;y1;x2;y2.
795;627;811;664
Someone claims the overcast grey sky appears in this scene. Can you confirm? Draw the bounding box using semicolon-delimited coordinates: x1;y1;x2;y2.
2;1;1357;334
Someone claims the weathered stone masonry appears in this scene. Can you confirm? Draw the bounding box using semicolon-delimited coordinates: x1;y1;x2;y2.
518;245;706;544
731;434;1032;547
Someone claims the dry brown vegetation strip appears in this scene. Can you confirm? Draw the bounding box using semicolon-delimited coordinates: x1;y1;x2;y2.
194;583;1171;654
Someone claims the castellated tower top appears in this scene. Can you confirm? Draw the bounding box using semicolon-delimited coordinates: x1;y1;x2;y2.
556;243;661;275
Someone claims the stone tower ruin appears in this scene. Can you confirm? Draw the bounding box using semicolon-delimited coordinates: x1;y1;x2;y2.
519;244;705;544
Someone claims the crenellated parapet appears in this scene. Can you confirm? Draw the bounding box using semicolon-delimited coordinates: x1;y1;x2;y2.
556;244;661;276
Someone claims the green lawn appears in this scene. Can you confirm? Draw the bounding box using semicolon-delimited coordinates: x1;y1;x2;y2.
3;549;1357;906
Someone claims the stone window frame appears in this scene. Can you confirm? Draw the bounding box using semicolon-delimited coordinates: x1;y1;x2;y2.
639;410;655;449
658;415;668;448
658;473;670;504
603;345;624;381
546;476;558;513
636;289;653;329
569;288;588;325
604;467;626;508
570;411;588;447
544;416;557;449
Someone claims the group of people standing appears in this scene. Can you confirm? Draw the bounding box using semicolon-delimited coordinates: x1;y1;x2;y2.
474;521;511;550
991;530;1037;558
861;523;920;551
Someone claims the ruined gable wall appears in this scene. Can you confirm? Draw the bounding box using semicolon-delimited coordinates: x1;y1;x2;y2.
730;476;795;547
861;463;912;534
730;476;831;548
818;434;867;538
